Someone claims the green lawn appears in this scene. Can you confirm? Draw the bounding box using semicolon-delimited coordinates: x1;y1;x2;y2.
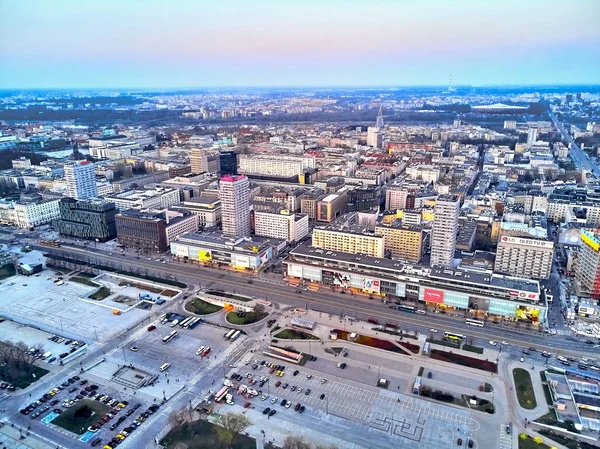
226;311;268;325
518;434;551;449
70;276;100;287
0;264;16;280
161;419;256;449
52;400;110;435
0;365;49;389
273;329;319;340
513;368;538;410
185;298;223;315
89;286;111;300
462;344;484;354
538;430;596;449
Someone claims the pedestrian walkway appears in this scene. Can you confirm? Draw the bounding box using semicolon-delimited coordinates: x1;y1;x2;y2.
0;424;56;449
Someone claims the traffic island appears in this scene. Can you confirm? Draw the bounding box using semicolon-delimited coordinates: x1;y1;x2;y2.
513;368;538;410
185;297;224;315
52;399;110;435
226;311;268;325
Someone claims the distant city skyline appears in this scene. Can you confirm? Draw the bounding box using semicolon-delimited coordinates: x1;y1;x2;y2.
1;0;599;89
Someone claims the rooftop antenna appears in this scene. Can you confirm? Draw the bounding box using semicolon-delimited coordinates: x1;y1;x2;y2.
448;74;456;93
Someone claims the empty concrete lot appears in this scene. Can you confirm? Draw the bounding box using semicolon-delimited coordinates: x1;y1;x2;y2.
0;271;152;342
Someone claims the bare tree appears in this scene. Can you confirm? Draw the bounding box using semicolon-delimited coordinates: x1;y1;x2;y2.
216;412;252;449
253;303;265;315
315;445;340;449
283;435;312;449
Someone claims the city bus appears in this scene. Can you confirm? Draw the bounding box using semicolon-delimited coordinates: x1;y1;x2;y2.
397;304;416;314
215;386;229;403
162;330;178;344
179;317;192;328
465;318;485;327
230;330;241;341
443;331;464;342
159;363;171;372
224;329;235;339
189;318;202;329
422;342;430;356
185;317;198;329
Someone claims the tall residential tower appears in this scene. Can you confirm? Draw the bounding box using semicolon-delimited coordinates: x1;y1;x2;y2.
64;161;98;200
430;194;460;268
219;174;250;239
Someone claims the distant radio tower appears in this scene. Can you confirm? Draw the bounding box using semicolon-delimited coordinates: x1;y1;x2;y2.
376;105;384;130
448;74;456;92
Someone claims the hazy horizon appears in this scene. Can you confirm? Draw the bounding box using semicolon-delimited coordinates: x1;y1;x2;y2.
1;0;599;89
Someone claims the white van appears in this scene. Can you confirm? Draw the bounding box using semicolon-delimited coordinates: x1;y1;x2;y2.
160;363;171;372
42;351;52;360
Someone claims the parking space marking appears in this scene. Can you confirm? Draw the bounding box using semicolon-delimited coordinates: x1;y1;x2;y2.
499;424;513;449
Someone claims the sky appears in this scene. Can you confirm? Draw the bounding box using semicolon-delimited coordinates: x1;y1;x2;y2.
1;0;599;89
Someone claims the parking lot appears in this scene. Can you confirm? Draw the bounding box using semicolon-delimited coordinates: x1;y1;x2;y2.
0;271;156;342
227;356;478;449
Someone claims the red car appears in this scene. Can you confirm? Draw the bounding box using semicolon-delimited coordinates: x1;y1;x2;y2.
147;325;156;332
244;402;251;408
275;381;281;387
201;347;211;357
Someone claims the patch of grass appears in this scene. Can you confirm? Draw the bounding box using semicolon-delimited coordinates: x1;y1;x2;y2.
518;434;551;449
89;286;111;300
426;338;461;349
540;371;554;406
226;311;268;325
161;289;179;297
537;430;596;449
118;280;163;293
77;272;96;279
463;344;484;355
160;418;256;449
185;298;223;315
513;368;538;410
535;411;580;433
270;325;281;334
52;400;110;435
431;349;498;373
206;290;253;302
0;264;16;280
70;276;100;287
464;395;495;414
0;365;49;390
273;329;319;340
484;382;493;393
334;329;414;354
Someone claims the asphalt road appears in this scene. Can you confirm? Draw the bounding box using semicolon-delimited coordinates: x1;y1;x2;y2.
547;106;600;176
37;243;600;357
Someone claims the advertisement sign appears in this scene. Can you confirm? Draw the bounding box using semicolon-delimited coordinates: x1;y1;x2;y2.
234;255;250;268
322;270;350;288
500;236;553;249
579;306;594;316
362;278;381;293
198;249;212;262
509;290;538;300
175;245;189;258
423;288;444;304
289;264;303;278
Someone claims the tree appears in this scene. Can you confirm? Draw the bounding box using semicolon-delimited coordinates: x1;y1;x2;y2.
253;303;265;315
216;412;251;449
315;445;340;449
283;436;312;449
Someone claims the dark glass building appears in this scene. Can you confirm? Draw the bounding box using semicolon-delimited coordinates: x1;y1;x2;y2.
56;198;117;242
219;151;238;176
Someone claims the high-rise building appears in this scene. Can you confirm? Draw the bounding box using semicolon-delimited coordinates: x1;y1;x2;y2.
575;229;600;299
219;151;238;175
367;127;383;148
189;148;208;174
56;198;117;242
430;194;460;268
64;161;98;200
312;226;384;258
254;210;309;242
527;127;538;144
220;174;250;239
375;220;425;263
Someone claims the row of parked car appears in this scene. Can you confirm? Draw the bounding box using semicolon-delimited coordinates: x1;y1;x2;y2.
93;403;161;449
20;376;83;416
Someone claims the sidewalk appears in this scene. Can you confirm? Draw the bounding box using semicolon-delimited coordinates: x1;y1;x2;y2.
0;423;57;449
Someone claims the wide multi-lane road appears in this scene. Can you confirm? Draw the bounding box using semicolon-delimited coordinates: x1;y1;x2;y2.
38;243;599;356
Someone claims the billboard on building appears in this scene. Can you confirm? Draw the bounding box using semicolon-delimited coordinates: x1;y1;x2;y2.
322;270;350;288
234;255;250;268
288;264;303;278
423;288;444;304
198;249;212;262
362;278;381;293
499;236;553;249
175;245;189;258
579;306;594;316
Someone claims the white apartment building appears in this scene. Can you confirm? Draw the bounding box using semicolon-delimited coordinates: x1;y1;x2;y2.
64;161;98;200
106;186;180;211
0;199;60;229
220;174;251;239
165;213;199;245
254;210;309;242
494;235;554;280
406;165;441;183
312;227;385;258
430;194;460;268
238;155;315;178
385;187;410;210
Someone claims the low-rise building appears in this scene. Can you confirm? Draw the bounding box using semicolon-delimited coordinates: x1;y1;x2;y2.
254;209;309;242
106;186;180;211
0;196;60;229
312;225;384;258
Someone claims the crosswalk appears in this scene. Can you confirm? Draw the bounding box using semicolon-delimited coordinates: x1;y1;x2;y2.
498;424;512;449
